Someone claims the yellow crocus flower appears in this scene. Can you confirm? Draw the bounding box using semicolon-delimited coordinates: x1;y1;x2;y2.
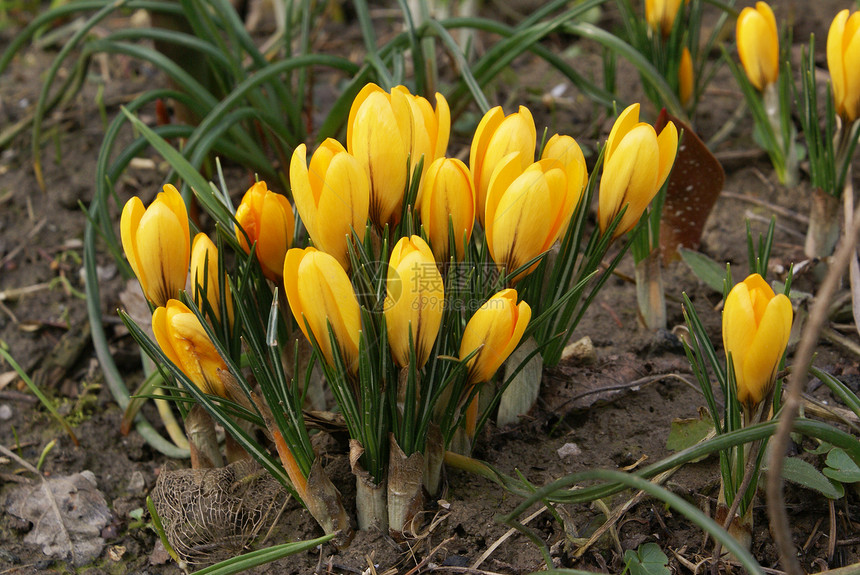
120;184;190;307
283;247;362;372
598;103;678;238
459;289;531;386
290;140;370;269
152;299;229;398
234;181;295;282
384;236;444;369
646;0;685;37
736;2;779;91
347;83;449;227
470;106;536;226
679;46;694;105
419;157;476;262
485;154;584;282
189;233;234;326
722;273;793;408
827;9;860;122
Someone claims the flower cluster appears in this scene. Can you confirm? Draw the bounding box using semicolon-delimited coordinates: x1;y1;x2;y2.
118;84;677;537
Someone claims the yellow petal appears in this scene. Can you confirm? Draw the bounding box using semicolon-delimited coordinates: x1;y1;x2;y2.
284;247;311;344
349;90;408;226
489;162;555;276
484;152;525;262
385;236;443;367
254;191;294;281
298;250;362;370
843;13;860;121
152;305;185;382
459;289;530;384
290;143;316;241
655;120;679;191
120;196;146;288
314;150;369;268
679;47;694;105
135;199;189;306
347;83;384;151
723;280;757;402
433;92;451;161
737;3;779;90
605;103;640;163
159;184;190;250
739;293;792;405
420;157;475;262
191;233;218;317
542;134;587;190
470;106;504;210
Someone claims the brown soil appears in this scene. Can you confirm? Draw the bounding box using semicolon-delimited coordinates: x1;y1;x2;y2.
2;1;860;574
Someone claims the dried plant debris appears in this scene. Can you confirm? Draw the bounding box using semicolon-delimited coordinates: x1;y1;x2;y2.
150;459;289;565
6;470;112;566
655;110;725;263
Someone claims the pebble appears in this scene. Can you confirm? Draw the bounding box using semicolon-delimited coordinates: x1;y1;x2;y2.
0;404;12;420
557;442;582;458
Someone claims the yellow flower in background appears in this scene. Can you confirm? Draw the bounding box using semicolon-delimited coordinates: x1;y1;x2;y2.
646;0;685;37
484;154;583;282
470;106;536;226
459;289;531;385
290;140;370;269
190;233;234;326
347;83;450;227
598;103;678;238
234;181;295;282
121;184;190;307
384;236;444;369
827;9;860;122
736;2;779;91
152;299;229;398
419;157;476;262
679;46;694;105
283;247;362;372
722;274;793;408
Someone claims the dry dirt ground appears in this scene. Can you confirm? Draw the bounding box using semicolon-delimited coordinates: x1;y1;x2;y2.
2;1;860;573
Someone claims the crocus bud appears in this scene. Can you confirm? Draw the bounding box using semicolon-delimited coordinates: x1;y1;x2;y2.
121;184;190;307
384;236;444;368
679;46;694;105
459;289;531;385
419;157;476;262
283;247;362;372
485;154;584;282
598;103;678;238
152;299;229;398
290;140;370;269
234;181;295;282
646;0;684;37
470;106;536;226
190;233;234;326
736;2;779;91
347;83;450;227
827;9;860;122
722;273;793;408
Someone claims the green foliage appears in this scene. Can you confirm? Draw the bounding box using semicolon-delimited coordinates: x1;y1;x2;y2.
622;542;670;575
779;456;843;500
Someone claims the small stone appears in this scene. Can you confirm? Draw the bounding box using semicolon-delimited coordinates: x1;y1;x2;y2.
126;470;145;494
561;336;597;365
0;404;12;420
557;442;582;458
